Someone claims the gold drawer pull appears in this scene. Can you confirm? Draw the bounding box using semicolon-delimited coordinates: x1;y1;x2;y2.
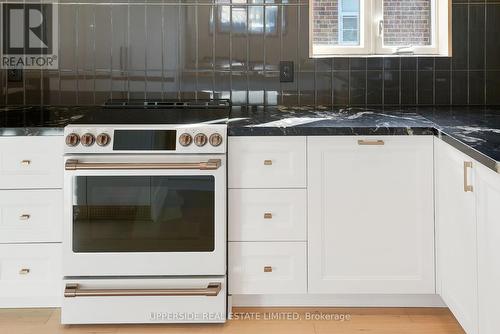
263;212;273;219
19;214;31;221
263;160;273;166
263;266;273;273
21;160;32;166
19;268;30;275
464;161;473;192
358;139;385;146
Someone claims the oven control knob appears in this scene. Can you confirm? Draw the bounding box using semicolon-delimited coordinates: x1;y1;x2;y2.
96;133;111;147
194;133;208;147
209;133;223;147
179;133;193;147
80;133;95;147
65;133;80;147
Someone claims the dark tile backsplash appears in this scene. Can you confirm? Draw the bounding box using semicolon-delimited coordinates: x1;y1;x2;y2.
1;0;500;107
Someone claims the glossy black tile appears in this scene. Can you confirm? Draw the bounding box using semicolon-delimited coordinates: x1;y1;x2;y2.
435;71;451;105
452;71;468;104
452;4;469;70
367;71;383;105
384;71;400;105
4;2;500;108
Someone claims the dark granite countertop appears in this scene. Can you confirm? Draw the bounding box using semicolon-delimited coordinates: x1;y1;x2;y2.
0;106;89;136
1;104;499;173
228;106;437;136
228;106;500;173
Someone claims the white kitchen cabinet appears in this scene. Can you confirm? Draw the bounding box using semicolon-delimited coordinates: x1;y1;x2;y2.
0;189;63;243
435;138;478;334
308;136;435;294
229;242;307;294
476;163;500;334
0;136;63;189
228;189;307;241
0;135;63;308
0;243;62;307
228;136;306;189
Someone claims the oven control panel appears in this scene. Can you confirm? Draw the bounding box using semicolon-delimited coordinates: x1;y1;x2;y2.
64;125;227;154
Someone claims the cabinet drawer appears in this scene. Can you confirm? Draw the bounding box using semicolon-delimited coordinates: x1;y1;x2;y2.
0;136;63;189
229;189;306;241
0;243;62;307
228;137;306;188
0;190;63;243
229;242;307;294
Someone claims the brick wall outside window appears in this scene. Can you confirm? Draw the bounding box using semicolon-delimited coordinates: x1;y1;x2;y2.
313;0;339;45
384;0;432;46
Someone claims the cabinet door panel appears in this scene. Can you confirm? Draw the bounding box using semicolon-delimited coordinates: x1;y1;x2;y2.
476;164;500;334
435;139;478;334
308;136;435;294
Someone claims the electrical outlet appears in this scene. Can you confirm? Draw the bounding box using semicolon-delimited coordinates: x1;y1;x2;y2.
7;69;23;83
280;61;294;83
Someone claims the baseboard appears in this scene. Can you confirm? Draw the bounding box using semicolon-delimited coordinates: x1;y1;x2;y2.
231;294;446;307
0;297;61;308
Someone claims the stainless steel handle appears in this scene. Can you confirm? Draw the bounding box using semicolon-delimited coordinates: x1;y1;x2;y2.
358;139;385;146
64;282;222;298
19;214;31;221
464;161;473;192
19;268;30;275
65;159;221;171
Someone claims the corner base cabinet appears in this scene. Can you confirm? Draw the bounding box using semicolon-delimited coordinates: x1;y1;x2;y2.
307;136;435;294
435;138;478;334
476;163;500;334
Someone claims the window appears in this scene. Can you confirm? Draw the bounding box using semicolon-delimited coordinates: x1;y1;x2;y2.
310;0;450;57
213;0;280;35
338;0;360;45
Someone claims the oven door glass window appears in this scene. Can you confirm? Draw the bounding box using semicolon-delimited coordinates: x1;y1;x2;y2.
72;176;215;253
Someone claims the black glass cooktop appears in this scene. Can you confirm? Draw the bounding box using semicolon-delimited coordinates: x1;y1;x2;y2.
72;99;231;125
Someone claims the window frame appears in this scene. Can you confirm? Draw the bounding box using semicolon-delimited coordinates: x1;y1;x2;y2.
309;0;451;57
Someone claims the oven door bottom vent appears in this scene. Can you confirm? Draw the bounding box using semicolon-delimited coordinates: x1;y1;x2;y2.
61;277;226;324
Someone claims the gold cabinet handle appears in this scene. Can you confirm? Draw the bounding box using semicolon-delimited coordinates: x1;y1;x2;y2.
20;160;31;166
263;266;273;273
358;139;385;146
464;161;473;192
263;212;273;219
263;160;273;166
19;268;30;275
19;214;31;221
64;282;221;298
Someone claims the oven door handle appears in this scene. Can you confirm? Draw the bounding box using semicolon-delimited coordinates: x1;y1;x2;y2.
64;282;222;298
65;159;222;171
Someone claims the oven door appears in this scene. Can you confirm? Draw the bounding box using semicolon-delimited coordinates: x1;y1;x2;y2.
63;154;226;277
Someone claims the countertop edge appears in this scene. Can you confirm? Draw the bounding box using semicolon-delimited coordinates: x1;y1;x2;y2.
0;128;64;136
437;130;500;174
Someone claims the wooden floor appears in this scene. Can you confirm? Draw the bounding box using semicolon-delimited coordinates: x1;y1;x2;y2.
0;307;465;334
